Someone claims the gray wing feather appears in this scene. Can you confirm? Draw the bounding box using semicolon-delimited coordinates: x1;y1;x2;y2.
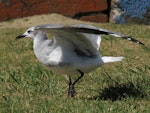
35;24;144;45
35;24;101;50
35;24;102;56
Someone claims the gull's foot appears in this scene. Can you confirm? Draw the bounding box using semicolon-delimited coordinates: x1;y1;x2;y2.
68;84;76;97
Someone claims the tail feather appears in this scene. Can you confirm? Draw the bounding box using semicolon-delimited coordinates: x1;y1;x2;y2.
102;56;124;63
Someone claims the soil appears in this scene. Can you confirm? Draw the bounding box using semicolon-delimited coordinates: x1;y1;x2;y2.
0;13;92;29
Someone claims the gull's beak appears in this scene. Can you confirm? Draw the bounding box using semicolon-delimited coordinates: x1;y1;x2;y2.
16;34;26;39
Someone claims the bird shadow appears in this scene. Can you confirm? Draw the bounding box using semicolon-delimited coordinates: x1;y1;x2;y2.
86;82;147;101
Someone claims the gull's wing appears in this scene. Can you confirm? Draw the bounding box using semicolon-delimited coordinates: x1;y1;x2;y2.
35;24;144;56
35;24;102;56
63;24;144;45
36;24;144;45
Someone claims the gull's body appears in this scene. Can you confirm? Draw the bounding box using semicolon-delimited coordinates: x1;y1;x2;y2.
33;29;102;75
16;24;144;97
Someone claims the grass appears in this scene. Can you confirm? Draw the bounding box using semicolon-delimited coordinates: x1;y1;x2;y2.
0;23;150;113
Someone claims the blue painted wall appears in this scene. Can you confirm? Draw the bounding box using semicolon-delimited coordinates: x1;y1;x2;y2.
114;0;150;23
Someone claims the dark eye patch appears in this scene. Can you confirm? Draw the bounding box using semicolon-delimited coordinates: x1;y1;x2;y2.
27;30;32;33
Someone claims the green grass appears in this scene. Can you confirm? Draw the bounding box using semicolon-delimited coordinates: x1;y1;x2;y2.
0;24;150;113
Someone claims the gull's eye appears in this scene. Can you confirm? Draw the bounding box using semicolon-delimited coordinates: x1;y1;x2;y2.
27;30;32;33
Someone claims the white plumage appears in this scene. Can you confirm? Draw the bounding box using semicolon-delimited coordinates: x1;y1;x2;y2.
16;24;144;97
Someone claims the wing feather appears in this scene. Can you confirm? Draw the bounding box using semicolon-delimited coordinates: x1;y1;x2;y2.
35;24;102;56
35;24;144;45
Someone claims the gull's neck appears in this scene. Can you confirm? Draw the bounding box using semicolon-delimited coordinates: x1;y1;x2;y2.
33;32;48;50
33;32;52;65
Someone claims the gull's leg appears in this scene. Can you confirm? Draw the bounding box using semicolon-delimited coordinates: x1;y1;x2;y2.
68;70;84;97
68;77;76;97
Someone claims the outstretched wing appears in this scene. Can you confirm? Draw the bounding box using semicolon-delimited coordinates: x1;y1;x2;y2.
62;25;144;45
35;24;102;56
36;24;144;45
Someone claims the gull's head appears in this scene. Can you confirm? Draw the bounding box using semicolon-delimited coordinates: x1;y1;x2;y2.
16;26;43;40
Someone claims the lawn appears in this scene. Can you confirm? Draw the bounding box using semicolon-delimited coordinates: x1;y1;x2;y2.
0;23;150;113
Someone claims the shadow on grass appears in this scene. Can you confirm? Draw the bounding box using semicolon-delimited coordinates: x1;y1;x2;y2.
89;82;147;101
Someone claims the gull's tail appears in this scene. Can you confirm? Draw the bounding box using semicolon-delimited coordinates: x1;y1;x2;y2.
102;56;124;63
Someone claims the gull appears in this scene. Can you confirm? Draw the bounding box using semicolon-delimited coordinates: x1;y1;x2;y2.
16;24;144;97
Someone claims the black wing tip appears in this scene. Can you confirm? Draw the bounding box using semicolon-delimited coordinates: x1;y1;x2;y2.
136;41;145;45
124;36;145;46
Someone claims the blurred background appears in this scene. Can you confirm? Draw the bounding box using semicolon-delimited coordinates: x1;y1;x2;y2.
0;0;150;24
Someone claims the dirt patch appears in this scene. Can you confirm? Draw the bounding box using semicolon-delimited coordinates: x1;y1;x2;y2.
0;13;92;29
